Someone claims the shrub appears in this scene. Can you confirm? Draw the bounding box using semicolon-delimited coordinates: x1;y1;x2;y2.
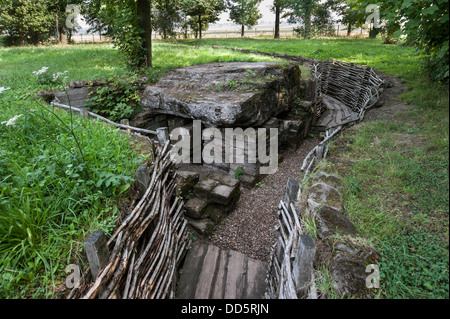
87;77;141;122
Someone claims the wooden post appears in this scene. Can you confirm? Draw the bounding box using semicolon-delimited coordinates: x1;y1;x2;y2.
84;231;110;280
120;119;131;132
156;127;169;145
79;107;89;118
285;179;300;209
292;235;316;298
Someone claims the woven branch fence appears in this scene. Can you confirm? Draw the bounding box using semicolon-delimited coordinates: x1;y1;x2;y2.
315;59;384;116
265;59;384;299
302;60;384;178
68;141;190;299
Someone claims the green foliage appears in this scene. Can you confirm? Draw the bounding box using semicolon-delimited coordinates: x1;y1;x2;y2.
0;44;145;298
103;0;147;69
32;66;69;86
228;0;262;35
87;77;141;122
0;0;54;45
179;0;226;39
153;0;183;39
378;229;449;298
293;2;336;38
374;0;449;83
285;0;317;39
0;104;140;298
327;0;367;34
234;165;244;180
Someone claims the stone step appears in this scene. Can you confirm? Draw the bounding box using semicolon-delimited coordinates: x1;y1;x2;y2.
177;243;268;299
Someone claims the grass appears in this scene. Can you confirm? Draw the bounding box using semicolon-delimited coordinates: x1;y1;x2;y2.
0;44;131;298
341;118;449;299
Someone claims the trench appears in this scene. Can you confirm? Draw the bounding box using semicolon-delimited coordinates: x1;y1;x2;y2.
49;52;384;299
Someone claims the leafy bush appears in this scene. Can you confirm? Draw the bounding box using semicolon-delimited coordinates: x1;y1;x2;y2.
104;2;146;70
377;0;449;83
87;78;141;122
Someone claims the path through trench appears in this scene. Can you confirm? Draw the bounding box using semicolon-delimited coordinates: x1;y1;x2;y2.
209;137;320;262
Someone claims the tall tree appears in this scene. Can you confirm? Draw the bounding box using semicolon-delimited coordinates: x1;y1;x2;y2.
228;0;262;37
0;0;54;45
137;0;152;67
375;0;449;83
180;0;225;39
285;0;317;39
153;0;182;39
47;0;84;44
271;0;290;39
99;0;152;68
327;0;366;36
81;0;111;38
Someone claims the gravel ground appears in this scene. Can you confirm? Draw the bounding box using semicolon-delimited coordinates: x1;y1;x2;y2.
209;137;319;262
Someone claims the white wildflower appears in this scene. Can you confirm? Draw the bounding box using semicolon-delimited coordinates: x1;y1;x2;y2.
0;87;11;94
52;70;68;82
1;114;23;126
32;66;49;75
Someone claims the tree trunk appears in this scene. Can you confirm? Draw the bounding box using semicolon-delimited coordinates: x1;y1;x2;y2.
241;25;245;37
347;23;352;36
198;15;202;39
304;11;312;39
68;28;73;44
59;27;67;44
18;26;25;46
274;5;281;39
33;31;40;45
55;12;60;43
274;5;280;39
137;0;153;67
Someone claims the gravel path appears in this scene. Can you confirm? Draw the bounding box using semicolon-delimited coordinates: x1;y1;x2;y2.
209;137;319;262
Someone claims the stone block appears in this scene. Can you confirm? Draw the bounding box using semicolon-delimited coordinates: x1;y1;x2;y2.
307;182;343;213
210;184;239;206
184;197;209;219
84;231;110;280
184;216;214;236
330;239;380;298
315;206;357;239
284;179;300;208
135;164;151;195
175;170;199;198
292;235;316;297
206;172;240;188
194;178;220;200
